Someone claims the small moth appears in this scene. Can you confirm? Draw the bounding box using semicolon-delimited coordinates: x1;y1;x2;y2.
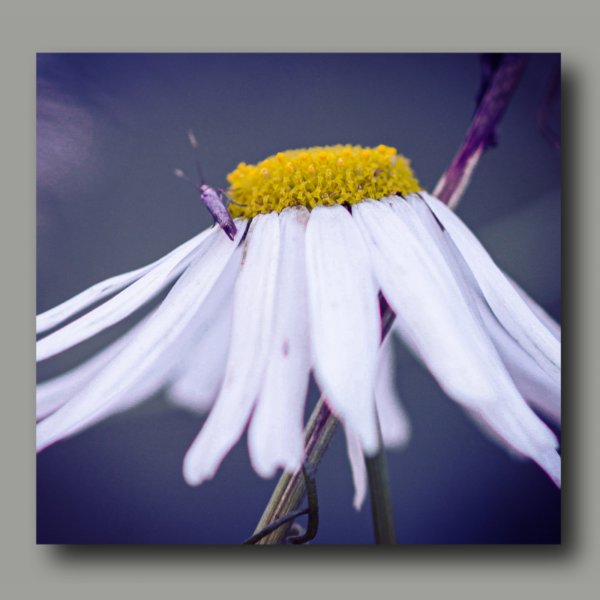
175;131;238;241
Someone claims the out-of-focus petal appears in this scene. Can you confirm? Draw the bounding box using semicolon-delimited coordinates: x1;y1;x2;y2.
375;333;411;449
36;224;246;452
248;207;311;478
353;198;560;487
183;212;280;486
36;225;220;362
421;192;560;384
43;246;243;433
167;247;242;414
36;310;155;421
306;203;380;457
345;426;368;511
36;225;218;335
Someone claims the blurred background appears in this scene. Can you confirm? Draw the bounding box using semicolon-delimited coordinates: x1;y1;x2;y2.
36;53;561;545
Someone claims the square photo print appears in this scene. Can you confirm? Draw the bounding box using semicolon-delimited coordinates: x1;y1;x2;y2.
36;53;561;544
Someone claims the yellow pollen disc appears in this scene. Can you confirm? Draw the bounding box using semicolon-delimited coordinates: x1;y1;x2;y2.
226;144;421;218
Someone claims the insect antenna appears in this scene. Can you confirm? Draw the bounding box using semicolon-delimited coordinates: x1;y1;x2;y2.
187;130;207;185
174;168;203;193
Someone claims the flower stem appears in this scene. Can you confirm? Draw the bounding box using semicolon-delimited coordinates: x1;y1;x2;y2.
433;53;529;209
365;415;396;544
251;396;339;544
244;459;319;544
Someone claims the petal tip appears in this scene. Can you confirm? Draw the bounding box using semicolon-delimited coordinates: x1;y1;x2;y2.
182;449;216;487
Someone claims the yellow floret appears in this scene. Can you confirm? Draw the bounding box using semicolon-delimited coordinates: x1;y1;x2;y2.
226;144;421;218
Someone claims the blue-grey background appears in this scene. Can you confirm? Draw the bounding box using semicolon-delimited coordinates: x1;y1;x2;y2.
36;53;561;545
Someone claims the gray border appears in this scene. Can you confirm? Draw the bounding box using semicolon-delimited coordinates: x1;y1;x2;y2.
2;0;597;597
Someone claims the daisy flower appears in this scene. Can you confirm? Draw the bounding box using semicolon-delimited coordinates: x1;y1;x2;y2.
36;144;561;509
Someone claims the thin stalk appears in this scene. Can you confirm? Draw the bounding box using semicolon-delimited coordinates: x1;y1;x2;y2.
365;418;396;544
433;53;529;209
252;396;339;544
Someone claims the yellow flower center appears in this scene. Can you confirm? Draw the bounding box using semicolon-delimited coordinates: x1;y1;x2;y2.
226;144;421;219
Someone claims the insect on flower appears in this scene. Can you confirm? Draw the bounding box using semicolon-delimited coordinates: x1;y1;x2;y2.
174;131;239;241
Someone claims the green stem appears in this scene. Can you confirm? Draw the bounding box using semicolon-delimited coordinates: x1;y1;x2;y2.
252;396;339;545
365;420;397;544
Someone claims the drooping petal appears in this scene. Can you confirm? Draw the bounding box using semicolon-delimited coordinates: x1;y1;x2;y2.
39;245;244;435
421;192;561;384
355;198;486;407
183;212;281;486
36;223;247;452
36;310;155;421
345;426;368;511
305;203;380;456
248;206;311;478
166;247;242;414
477;300;561;424
375;332;411;449
353;198;560;486
166;314;231;414
506;275;561;342
36;225;220;362
36;226;218;334
107;259;240;421
403;194;561;425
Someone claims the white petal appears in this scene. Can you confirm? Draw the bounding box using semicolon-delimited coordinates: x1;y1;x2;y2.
506;275;561;342
305;203;380;456
36;310;155;420
345;426;367;511
353;198;560;486
375;333;411;449
421;192;561;383
101;346;179;415
403;195;561;426
355;198;483;406
183;212;281;486
167;248;241;413
36;226;217;334
38;321;177;440
167;314;231;414
36;225;219;362
478;300;561;424
36;224;246;452
64;247;244;432
248;207;311;478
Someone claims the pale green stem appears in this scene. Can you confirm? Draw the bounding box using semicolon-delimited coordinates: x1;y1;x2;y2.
252;396;339;545
365;417;396;544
